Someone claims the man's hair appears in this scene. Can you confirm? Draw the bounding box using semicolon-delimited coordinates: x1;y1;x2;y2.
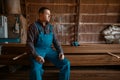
38;7;50;13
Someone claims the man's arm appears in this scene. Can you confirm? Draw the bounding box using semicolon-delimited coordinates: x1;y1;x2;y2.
26;23;45;63
52;26;63;54
52;26;64;60
26;24;38;58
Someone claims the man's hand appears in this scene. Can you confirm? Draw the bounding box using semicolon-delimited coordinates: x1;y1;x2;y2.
59;53;65;60
36;56;45;64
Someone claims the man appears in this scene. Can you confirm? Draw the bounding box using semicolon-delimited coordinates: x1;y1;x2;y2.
26;7;70;80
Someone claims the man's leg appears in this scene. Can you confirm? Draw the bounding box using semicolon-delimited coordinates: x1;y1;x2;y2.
45;48;70;80
30;57;44;80
29;48;47;80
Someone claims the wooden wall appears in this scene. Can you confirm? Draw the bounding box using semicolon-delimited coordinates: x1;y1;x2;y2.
79;0;120;43
1;0;120;44
21;0;77;45
20;0;120;45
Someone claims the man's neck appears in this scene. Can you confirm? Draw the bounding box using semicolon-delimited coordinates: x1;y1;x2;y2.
42;22;46;27
38;19;47;27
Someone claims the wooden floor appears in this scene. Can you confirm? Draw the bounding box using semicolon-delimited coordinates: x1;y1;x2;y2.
0;65;120;80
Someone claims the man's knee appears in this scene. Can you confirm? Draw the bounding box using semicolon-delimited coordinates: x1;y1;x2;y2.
31;63;43;71
66;59;70;66
32;66;40;71
62;59;70;69
31;66;44;75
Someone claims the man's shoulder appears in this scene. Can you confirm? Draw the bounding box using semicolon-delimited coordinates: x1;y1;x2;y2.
48;23;53;27
48;24;54;29
28;22;37;30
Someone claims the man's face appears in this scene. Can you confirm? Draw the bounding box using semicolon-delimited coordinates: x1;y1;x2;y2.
39;9;51;22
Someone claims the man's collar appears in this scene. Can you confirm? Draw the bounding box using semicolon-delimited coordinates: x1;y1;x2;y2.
37;19;49;27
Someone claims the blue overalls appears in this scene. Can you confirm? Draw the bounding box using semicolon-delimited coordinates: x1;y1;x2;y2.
30;22;70;80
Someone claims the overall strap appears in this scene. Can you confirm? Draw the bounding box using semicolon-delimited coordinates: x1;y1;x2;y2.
34;21;53;34
48;24;53;33
34;22;42;34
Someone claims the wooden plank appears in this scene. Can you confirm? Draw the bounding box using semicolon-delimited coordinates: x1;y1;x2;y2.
44;54;120;66
43;69;120;80
0;44;120;66
62;45;120;53
1;44;120;54
0;54;120;66
27;10;76;15
0;67;120;80
26;3;77;6
0;43;26;47
67;55;120;66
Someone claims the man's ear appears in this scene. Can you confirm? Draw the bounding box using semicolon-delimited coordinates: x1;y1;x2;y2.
39;13;43;18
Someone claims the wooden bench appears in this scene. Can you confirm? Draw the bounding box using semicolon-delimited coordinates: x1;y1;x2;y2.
0;44;120;80
0;44;120;66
